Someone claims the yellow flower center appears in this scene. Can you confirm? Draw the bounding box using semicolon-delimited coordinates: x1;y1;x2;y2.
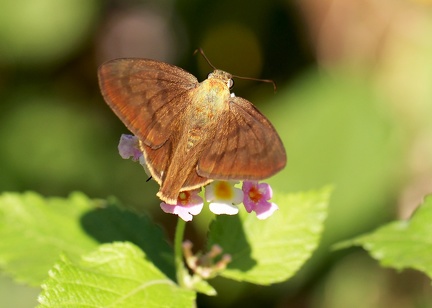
178;191;191;205
248;186;262;203
215;181;233;200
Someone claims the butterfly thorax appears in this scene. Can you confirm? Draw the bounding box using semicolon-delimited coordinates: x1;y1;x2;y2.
181;73;231;151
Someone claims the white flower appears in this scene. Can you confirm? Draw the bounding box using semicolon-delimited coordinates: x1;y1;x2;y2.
205;181;243;216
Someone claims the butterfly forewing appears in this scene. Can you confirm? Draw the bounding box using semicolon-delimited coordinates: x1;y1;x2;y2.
98;59;199;148
198;96;286;180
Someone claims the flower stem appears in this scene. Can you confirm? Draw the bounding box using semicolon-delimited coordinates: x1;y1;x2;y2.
174;218;188;288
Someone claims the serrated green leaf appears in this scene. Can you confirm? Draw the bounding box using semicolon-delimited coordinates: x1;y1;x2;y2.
337;195;432;279
38;242;195;308
0;192;174;286
208;186;330;285
0;192;99;285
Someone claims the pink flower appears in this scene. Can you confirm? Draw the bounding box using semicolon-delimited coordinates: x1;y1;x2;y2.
205;181;244;215
118;134;151;176
160;190;204;222
242;181;278;220
118;134;142;161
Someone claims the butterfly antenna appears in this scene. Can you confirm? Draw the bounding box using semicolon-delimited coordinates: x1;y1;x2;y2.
193;48;217;70
146;176;153;182
231;74;277;93
193;48;277;92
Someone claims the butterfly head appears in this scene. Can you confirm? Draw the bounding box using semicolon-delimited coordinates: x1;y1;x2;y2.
208;70;234;89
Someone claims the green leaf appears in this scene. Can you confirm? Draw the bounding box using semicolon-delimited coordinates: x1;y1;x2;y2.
80;197;175;280
0;192;99;285
0;192;174;285
208;186;331;285
336;195;432;279
38;242;195;308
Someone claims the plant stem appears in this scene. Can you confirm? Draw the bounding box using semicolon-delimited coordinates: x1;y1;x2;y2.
174;218;187;288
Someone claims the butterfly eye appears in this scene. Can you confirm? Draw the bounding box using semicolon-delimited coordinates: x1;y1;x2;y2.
227;79;234;89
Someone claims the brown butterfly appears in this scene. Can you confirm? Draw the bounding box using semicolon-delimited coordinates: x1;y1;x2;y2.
98;55;286;204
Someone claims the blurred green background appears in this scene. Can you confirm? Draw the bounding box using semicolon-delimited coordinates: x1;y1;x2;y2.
1;0;432;307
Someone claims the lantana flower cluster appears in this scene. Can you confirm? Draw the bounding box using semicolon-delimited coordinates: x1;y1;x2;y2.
119;134;279;221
